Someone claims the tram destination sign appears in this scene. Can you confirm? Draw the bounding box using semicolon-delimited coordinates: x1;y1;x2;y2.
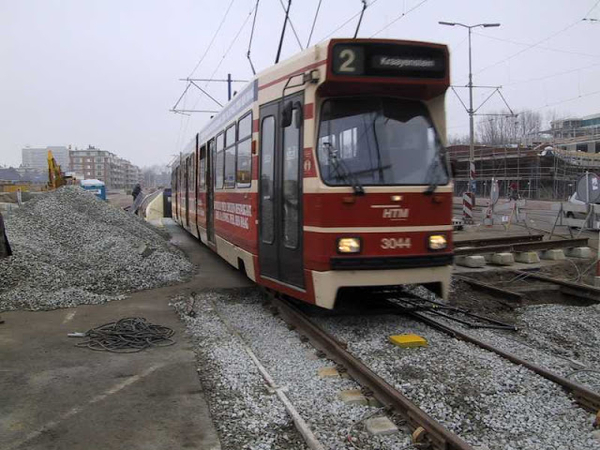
331;42;446;79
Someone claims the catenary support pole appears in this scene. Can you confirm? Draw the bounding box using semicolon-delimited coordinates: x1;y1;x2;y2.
227;73;232;101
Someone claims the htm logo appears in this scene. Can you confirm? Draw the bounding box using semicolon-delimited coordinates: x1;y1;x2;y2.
382;208;409;219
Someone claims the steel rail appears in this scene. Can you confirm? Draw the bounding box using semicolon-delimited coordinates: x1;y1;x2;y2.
510;270;600;302
454;234;544;248
453;275;525;302
454;237;589;256
268;294;475;450
406;310;600;412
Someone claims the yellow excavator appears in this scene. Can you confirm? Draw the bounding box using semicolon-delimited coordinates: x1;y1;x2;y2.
47;150;67;190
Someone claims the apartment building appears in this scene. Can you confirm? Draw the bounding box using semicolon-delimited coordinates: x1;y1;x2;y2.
22;146;70;171
68;146;141;190
549;113;600;153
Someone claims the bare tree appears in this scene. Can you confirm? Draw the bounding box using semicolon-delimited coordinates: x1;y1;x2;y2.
448;134;470;145
142;165;171;188
518;110;542;143
477;109;542;145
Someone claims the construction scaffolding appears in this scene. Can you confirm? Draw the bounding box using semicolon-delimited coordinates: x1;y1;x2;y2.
449;144;600;200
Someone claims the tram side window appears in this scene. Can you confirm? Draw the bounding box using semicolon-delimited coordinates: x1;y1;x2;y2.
260;116;275;244
172;169;177;201
237;112;252;187
283;108;300;249
216;133;224;189
180;165;184;194
208;139;215;187
185;158;189;193
224;125;236;188
199;146;206;190
189;154;195;195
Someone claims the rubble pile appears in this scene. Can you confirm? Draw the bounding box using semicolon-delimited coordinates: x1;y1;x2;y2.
0;187;193;311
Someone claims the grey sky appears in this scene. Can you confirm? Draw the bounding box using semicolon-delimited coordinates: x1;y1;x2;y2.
1;0;599;168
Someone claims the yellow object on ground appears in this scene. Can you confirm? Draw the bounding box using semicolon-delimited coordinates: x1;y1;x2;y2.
389;334;428;348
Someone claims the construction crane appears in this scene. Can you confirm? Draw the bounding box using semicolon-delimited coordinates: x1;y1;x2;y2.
47;150;67;190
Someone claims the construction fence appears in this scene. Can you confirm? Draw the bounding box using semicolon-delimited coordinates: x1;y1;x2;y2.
448;145;600;201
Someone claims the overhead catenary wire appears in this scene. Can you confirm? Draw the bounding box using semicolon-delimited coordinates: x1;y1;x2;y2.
188;81;223;107
503;61;600;88
205;6;256;87
306;0;323;47
370;0;429;37
318;0;382;43
247;0;260;75
171;81;194;112
530;88;600;112
584;0;600;18
173;0;237;150
187;0;236;79
278;0;303;51
178;3;256;149
472;31;600;60
472;17;586;77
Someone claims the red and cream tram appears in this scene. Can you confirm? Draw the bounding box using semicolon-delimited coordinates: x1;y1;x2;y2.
172;38;453;309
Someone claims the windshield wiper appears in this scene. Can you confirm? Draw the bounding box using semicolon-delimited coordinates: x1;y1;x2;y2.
323;142;365;196
424;156;444;195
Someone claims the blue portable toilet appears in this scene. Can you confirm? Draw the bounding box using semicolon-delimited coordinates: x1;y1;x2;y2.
80;179;106;200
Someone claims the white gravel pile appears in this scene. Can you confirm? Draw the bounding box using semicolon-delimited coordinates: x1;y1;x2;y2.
314;313;600;450
0;186;193;311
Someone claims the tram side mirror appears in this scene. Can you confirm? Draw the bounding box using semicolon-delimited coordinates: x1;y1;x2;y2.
281;101;293;128
293;101;303;128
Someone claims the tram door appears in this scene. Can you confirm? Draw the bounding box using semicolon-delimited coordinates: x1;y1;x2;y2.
258;94;304;288
173;169;178;222
185;156;190;227
206;139;216;244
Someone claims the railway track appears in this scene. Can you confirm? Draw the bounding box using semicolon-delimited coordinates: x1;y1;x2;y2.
386;297;600;412
265;289;600;450
268;293;475;450
454;234;545;248
456;268;600;303
454;235;589;257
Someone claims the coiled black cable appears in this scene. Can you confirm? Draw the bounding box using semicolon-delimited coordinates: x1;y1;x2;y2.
76;317;175;353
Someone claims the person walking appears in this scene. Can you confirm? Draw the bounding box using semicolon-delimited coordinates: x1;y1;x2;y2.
132;183;142;201
509;182;519;201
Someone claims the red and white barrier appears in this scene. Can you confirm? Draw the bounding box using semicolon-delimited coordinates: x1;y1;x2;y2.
463;192;474;223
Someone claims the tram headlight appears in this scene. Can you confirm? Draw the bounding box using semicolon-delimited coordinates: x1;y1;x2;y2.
337;237;361;254
428;234;447;250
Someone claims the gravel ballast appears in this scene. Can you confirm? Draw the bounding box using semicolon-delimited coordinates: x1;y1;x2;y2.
439;302;600;395
0;187;193;311
313;310;600;450
174;290;308;450
176;289;417;450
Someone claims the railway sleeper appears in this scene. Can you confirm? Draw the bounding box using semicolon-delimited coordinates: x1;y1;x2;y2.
268;293;476;450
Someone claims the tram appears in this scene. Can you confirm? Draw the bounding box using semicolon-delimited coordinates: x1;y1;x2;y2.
172;38;453;309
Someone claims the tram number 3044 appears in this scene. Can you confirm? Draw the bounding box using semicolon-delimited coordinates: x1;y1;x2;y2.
380;237;411;250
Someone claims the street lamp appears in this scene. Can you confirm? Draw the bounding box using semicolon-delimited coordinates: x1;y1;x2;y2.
439;21;500;222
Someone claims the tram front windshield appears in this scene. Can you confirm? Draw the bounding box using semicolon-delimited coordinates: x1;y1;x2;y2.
317;97;448;187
